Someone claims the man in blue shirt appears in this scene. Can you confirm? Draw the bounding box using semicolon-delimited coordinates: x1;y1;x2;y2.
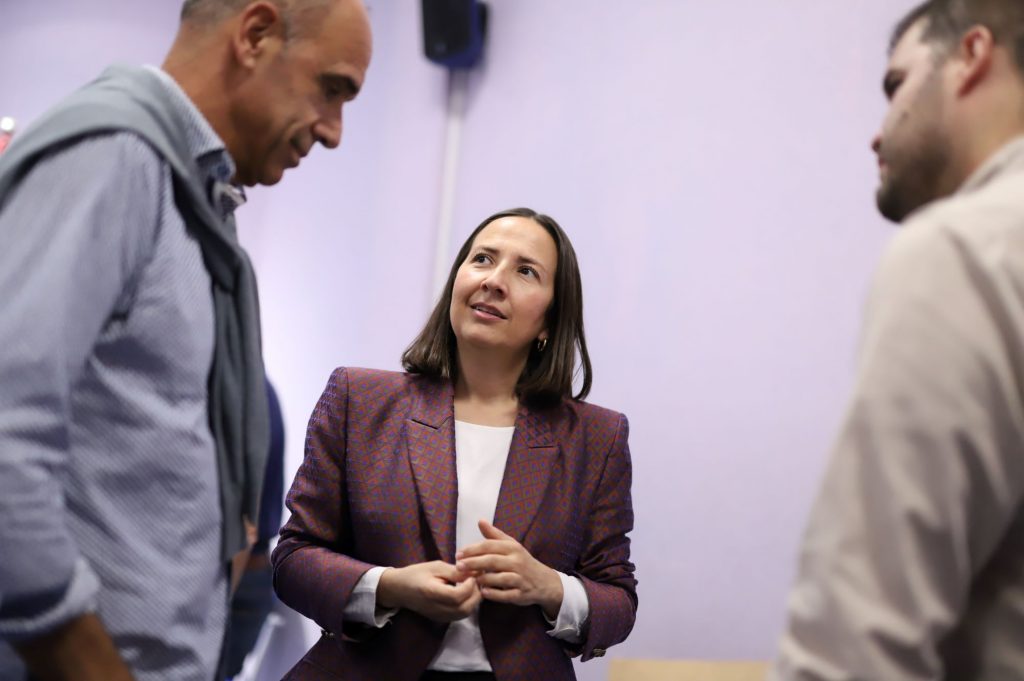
0;2;371;680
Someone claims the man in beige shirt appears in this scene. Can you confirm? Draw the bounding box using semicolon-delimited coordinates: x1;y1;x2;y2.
773;1;1024;679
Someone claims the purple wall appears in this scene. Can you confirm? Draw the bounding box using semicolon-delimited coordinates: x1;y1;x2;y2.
2;1;916;679
436;4;915;678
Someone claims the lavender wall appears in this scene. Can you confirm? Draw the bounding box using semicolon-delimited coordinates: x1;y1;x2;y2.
432;4;916;678
2;1;916;679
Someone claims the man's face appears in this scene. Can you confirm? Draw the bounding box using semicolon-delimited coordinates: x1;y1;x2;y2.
233;0;372;187
872;19;953;222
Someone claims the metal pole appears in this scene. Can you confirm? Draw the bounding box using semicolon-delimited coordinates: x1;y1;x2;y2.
431;68;469;298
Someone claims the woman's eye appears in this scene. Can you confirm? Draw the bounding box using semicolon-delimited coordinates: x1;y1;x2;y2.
520;267;537;278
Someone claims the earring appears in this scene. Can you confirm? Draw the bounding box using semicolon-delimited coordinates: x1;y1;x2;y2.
536;338;548;353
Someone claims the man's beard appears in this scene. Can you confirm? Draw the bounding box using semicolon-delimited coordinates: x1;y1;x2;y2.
875;74;952;223
875;134;952;223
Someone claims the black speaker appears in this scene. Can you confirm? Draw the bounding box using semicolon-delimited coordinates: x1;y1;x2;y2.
421;0;488;69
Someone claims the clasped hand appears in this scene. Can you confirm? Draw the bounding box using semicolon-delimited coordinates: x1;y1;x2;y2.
378;519;563;623
457;519;564;620
377;559;481;623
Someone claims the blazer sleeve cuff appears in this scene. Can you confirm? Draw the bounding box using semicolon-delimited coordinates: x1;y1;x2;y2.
572;573;637;662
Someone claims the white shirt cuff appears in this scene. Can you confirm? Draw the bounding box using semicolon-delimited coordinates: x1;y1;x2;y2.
544;572;590;643
342;566;398;628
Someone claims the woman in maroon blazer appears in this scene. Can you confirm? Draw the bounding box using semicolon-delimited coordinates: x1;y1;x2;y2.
272;208;636;681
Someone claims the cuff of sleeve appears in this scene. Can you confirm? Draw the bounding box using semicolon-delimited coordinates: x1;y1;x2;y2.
342;566;398;628
0;557;100;641
544;572;590;643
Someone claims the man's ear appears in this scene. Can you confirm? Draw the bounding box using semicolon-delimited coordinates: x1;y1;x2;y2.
955;25;996;97
231;1;287;69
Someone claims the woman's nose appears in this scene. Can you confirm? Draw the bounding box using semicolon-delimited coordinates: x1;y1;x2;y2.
481;268;508;295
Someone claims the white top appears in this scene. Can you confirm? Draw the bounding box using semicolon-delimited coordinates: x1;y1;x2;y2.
344;420;590;671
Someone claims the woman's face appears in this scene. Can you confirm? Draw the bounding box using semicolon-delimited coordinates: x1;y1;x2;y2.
449;216;558;360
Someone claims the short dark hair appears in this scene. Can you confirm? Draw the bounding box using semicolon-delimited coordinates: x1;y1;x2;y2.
181;0;250;23
180;0;333;39
891;0;1024;74
401;207;593;407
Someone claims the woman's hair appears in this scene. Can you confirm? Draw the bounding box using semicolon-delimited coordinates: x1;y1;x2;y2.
402;207;593;406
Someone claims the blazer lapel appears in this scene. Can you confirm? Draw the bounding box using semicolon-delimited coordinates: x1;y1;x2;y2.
405;379;458;562
492;405;559;544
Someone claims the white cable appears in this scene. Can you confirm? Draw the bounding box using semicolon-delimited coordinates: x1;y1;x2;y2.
431;68;469;298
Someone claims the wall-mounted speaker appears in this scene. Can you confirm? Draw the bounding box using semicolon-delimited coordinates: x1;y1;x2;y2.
421;0;488;69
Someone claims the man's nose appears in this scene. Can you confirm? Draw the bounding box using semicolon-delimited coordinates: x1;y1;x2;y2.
314;112;342;150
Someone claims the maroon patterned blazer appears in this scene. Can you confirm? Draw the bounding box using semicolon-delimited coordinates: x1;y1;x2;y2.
271;367;637;681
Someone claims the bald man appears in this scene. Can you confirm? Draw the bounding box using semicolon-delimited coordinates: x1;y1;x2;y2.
0;2;371;680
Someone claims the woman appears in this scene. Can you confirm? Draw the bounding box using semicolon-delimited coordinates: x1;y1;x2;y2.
272;208;636;681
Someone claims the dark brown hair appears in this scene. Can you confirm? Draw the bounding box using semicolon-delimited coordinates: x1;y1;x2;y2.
891;0;1024;74
402;207;593;406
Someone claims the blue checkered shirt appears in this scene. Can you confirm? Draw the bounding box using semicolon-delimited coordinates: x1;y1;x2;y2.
0;66;244;681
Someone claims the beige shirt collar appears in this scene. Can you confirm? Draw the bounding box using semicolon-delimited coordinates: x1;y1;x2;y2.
959;134;1024;194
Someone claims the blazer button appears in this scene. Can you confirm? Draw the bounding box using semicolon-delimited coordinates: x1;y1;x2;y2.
321;629;336;639
593;648;606;657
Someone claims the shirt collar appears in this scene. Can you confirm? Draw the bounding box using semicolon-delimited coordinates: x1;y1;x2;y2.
143;65;246;217
958;134;1024;196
